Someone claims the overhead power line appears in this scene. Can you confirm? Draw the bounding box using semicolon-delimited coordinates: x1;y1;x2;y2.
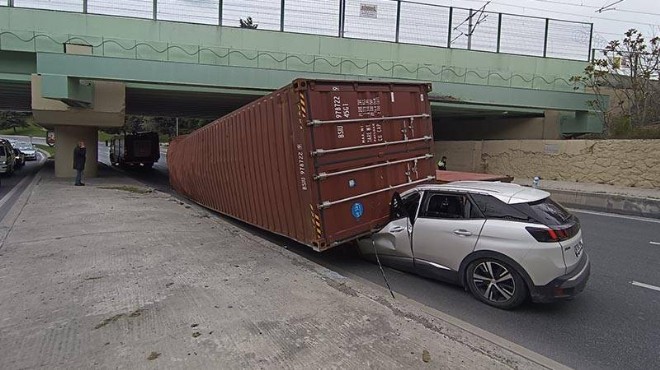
451;1;490;45
596;0;625;13
487;0;660;28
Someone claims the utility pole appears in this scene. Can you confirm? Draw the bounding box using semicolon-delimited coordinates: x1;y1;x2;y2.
467;9;473;50
175;117;179;137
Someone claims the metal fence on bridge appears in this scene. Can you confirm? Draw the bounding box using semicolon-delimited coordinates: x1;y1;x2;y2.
2;0;593;61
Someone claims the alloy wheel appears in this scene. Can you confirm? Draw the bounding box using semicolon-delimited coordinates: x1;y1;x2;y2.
472;261;516;303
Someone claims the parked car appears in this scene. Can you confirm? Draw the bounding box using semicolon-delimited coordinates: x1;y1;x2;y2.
0;140;16;175
13;148;25;169
16;142;38;161
357;181;590;309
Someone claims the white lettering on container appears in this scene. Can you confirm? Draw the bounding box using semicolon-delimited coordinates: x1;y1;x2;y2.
333;95;350;119
296;143;308;191
357;97;382;118
360;123;384;144
336;125;345;139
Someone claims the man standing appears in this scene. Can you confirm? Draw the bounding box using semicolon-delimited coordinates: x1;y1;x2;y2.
73;141;86;186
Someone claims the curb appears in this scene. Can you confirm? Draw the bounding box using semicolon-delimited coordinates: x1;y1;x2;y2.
317;263;573;370
544;189;660;219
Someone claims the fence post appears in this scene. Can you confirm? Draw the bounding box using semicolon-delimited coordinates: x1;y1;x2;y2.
588;23;594;61
447;7;453;48
338;0;346;37
395;0;401;43
219;0;223;26
153;0;157;21
83;0;87;13
280;0;285;32
496;13;502;53
543;18;549;57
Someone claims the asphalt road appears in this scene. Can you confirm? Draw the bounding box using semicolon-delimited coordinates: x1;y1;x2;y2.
105;151;660;370
0;155;46;222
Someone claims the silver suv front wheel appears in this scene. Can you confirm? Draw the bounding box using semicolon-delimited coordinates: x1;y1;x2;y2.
466;258;527;309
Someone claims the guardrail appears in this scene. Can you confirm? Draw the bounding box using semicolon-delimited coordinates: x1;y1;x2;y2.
2;0;593;61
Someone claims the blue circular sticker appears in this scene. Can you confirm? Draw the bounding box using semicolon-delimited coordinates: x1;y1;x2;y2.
351;202;364;220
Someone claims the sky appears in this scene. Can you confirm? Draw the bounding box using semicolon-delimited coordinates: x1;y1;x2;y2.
8;0;660;52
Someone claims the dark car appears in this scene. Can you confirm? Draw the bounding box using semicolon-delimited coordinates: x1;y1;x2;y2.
13;148;25;169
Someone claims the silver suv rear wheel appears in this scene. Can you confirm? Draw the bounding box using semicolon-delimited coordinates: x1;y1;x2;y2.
466;258;527;309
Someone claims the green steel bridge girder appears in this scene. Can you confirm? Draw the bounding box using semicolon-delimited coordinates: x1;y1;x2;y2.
35;53;603;113
40;74;93;106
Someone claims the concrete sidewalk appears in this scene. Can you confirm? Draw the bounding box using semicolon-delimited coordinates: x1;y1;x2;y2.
515;178;660;219
0;164;566;369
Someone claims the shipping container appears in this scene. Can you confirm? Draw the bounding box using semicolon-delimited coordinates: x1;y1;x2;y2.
168;79;435;251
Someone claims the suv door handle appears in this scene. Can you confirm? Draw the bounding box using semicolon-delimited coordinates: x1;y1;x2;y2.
389;226;405;233
453;229;472;237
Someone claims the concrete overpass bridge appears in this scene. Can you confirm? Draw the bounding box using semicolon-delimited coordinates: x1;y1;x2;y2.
0;1;603;178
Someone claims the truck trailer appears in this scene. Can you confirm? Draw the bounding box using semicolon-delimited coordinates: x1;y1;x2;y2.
109;131;161;169
168;79;435;251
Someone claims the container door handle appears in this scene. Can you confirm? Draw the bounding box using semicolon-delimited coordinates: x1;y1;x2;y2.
453;229;472;237
389;226;405;233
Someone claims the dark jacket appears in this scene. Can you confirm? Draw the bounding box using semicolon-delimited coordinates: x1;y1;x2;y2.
73;146;86;171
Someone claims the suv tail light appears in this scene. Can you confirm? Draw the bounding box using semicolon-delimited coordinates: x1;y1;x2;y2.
526;224;579;243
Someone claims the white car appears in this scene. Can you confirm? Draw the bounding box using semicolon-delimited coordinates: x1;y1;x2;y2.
358;181;590;309
17;142;38;161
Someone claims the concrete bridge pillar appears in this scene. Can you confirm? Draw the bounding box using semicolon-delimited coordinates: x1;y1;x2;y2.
30;74;125;178
54;125;98;178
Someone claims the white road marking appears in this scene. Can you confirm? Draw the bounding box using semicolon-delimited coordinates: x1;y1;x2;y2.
650;241;660;246
0;175;31;209
631;281;660;292
570;209;660;224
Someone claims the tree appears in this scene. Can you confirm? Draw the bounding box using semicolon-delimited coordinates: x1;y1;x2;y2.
0;111;30;133
240;16;258;29
151;117;177;138
571;29;660;134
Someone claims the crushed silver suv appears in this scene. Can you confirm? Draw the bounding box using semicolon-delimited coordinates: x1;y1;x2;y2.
358;181;590;309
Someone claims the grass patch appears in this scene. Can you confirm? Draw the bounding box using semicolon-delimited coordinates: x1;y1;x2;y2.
0;122;47;137
99;185;153;194
35;144;55;158
98;131;114;142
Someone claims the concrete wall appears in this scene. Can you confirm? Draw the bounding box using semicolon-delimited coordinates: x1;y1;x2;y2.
434;139;660;189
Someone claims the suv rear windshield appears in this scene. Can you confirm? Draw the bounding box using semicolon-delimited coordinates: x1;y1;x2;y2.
512;198;573;226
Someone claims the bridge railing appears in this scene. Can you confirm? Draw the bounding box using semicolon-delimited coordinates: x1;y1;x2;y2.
2;0;593;61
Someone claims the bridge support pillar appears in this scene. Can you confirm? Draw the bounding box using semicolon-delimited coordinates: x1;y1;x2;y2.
54;125;98;179
30;74;125;178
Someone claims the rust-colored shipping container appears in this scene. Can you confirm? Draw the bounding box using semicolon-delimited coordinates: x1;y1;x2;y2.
168;79;435;251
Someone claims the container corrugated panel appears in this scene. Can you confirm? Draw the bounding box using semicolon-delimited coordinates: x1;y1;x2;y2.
169;79;435;251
